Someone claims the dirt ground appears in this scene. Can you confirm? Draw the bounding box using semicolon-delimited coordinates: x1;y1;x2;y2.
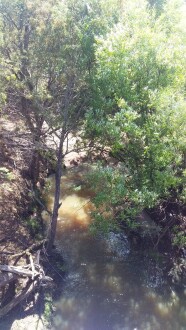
0;110;33;255
0;110;44;329
0;109;70;330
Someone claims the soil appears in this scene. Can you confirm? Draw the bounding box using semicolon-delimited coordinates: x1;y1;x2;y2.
0;109;72;329
0;110;34;251
0;109;46;329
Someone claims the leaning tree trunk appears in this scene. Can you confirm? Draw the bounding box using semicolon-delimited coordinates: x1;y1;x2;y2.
21;96;44;188
29;145;40;188
183;150;186;170
29;123;44;188
46;132;64;253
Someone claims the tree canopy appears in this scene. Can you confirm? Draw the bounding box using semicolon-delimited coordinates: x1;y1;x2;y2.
84;0;186;232
0;0;185;247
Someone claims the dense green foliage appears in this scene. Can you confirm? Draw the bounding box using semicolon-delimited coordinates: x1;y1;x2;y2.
0;0;185;246
84;0;186;235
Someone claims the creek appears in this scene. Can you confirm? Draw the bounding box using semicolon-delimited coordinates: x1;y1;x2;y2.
42;165;186;330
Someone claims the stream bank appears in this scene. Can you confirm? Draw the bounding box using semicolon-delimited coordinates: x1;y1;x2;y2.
42;165;186;330
0;111;57;330
0;108;185;329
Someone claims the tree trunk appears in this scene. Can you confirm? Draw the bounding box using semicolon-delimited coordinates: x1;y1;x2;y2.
183;150;186;170
29;150;40;187
46;132;64;253
29;126;43;187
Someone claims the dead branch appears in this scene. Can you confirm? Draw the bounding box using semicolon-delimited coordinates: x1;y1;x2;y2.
0;265;38;278
0;247;52;318
29;254;35;280
0;273;18;289
0;264;52;283
0;279;38;318
11;240;46;259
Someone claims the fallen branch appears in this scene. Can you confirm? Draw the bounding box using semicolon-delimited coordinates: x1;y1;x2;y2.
0;279;38;318
0;246;53;318
0;265;38;278
11;240;46;259
0;273;18;289
0;264;52;283
29;254;35;280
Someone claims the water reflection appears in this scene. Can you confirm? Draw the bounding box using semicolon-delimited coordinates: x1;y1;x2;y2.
43;166;186;330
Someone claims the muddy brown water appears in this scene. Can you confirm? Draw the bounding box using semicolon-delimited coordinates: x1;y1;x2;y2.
43;166;186;330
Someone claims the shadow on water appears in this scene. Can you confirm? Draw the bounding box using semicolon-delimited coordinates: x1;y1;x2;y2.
42;166;186;330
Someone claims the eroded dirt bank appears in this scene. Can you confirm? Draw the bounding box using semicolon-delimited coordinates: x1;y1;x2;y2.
0;110;34;255
0;110;48;329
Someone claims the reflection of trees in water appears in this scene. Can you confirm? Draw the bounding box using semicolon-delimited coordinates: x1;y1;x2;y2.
53;284;185;330
52;226;185;330
44;168;186;330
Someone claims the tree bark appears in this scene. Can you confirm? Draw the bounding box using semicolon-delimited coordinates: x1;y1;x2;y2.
183;151;186;170
46;132;64;253
0;265;38;278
